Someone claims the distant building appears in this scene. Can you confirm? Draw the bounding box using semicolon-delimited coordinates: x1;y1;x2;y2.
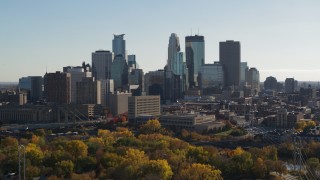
108;92;132;115
158;113;223;132
0;91;27;105
112;34;126;58
145;70;165;103
44;71;71;104
92;50;114;80
64;66;92;103
219;40;241;87
128;69;144;95
100;79;114;107
19;76;43;102
240;62;248;86
285;78;295;93
128;54;137;69
247;67;260;94
128;95;160;122
111;55;128;91
185;35;205;88
199;62;224;90
264;76;278;91
167;33;181;72
76;77;101;105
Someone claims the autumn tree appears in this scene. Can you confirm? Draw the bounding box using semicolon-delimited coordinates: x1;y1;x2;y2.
140;119;162;134
178;163;222;180
25;143;45;166
65;140;88;159
140;159;173;180
252;158;267;178
55;160;74;178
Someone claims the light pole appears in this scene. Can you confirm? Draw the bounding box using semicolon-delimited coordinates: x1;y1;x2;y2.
18;145;26;180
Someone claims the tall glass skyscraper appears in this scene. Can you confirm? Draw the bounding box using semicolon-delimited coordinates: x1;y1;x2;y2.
92;50;114;80
112;34;126;58
240;62;249;86
185;35;205;88
167;33;180;72
219;40;241;87
111;55;128;91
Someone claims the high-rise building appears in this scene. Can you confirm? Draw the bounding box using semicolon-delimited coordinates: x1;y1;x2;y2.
240;62;249;86
44;71;71;104
219;40;241;87
64;66;92;103
167;33;181;72
100;79;114;107
76;77;101;105
128;54;137;69
285;78;295;93
264;76;278;91
199;62;224;89
145;70;165;103
92;50;114;80
19;76;43;102
128;69;144;96
247;67;260;94
185;35;205;88
112;34;126;58
109;91;132;115
111;55;128;91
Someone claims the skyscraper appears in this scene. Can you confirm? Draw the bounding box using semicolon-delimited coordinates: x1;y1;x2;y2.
219;40;241;87
167;33;180;72
247;67;260;94
185;35;205;88
264;76;278;91
199;62;224;89
76;77;101;105
128;54;137;69
285;78;295;93
112;34;126;58
19;76;43;102
92;50;114;80
111;55;128;91
240;62;249;86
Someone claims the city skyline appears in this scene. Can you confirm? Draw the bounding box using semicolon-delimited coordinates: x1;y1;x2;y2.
1;0;320;82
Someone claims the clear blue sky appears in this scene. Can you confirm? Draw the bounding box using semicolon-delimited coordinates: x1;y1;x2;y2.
1;0;320;82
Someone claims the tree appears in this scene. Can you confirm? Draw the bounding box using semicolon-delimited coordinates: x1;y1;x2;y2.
65;140;88;159
140;119;162;134
178;163;222;180
55;160;74;178
25;143;44;166
140;159;173;180
252;158;267;178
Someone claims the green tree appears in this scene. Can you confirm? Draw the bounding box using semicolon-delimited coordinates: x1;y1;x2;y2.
25;143;44;166
55;160;74;178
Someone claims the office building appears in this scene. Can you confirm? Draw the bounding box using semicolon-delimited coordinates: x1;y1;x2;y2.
44;71;71;104
100;79;114;107
219;40;241;87
285;78;295;93
199;62;224;89
144;70;165;103
247;67;260;94
112;34;126;58
109;92;132;115
240;62;249;86
264;76;278;91
64;66;92;103
185;35;205;87
76;77;101;105
19;76;43;102
167;33;181;72
128;95;160;121
128;69;144;95
128;54;137;69
92;50;114;80
111;55;128;91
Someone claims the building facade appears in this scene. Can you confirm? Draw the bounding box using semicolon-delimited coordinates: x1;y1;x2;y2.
128;95;160;121
92;50;114;80
199;62;224;89
112;34;126;58
185;35;205;88
219;40;241;87
44;71;71;104
111;55;128;91
76;77;101;105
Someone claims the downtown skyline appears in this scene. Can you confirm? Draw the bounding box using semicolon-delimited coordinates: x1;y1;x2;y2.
1;0;320;82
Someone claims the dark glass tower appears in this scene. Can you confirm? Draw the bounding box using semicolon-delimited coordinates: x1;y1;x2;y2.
219;40;241;87
185;35;205;88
